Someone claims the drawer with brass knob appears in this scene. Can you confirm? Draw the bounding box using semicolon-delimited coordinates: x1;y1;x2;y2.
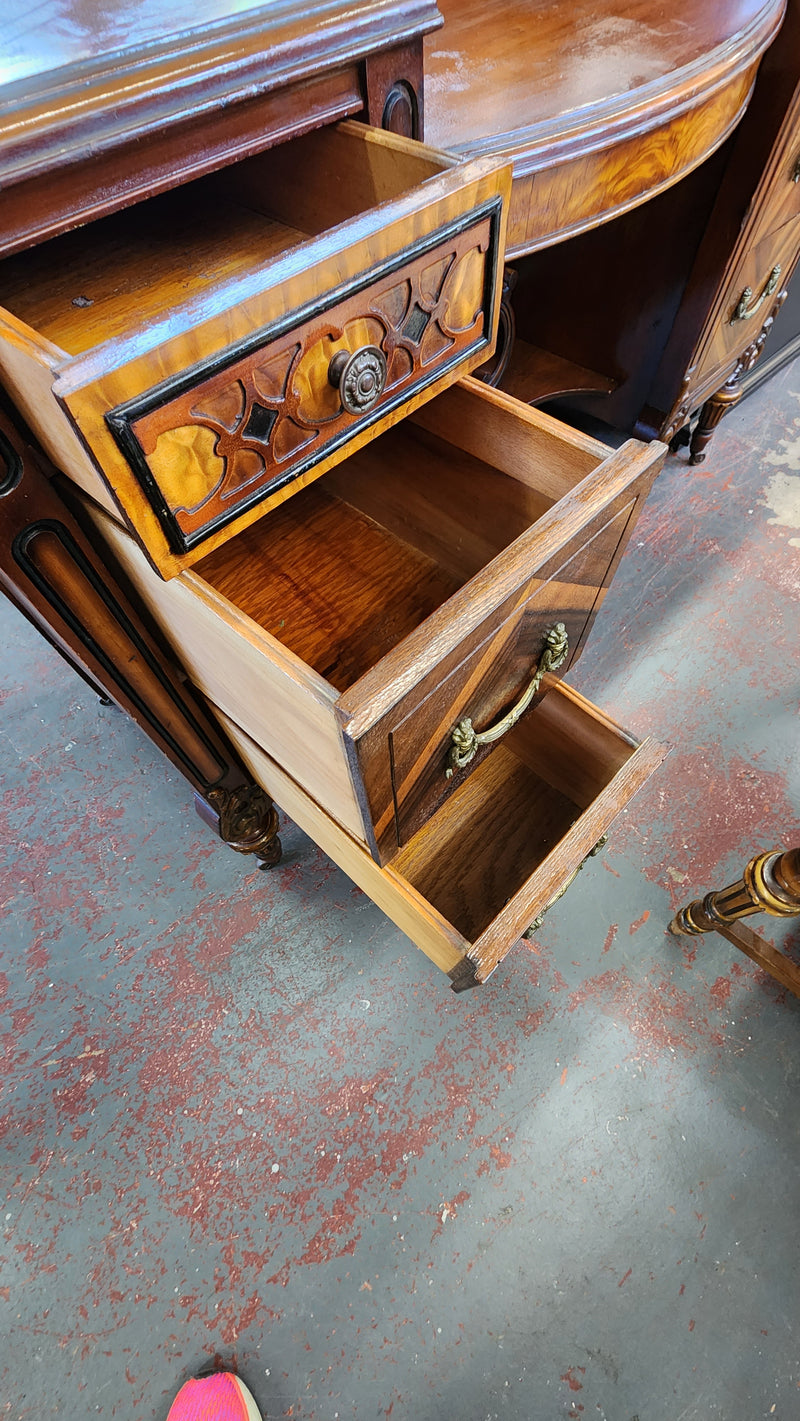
93;377;667;869
0;122;510;580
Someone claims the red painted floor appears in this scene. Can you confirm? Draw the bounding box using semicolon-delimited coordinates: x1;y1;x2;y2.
2;362;800;1420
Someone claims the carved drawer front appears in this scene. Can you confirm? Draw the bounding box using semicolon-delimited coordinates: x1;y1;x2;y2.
97;378;665;868
745;85;800;249
692;215;800;389
0;122;510;580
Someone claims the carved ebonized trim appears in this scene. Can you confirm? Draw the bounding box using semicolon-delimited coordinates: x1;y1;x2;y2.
12;518;230;786
106;198;504;554
0;428;23;497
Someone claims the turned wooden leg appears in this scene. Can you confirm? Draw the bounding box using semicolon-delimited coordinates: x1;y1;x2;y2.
669;848;800;996
688;379;743;464
689;291;788;465
0;392;281;869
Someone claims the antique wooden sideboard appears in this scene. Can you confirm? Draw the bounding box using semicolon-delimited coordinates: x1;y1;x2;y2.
440;0;800;460
0;0;790;988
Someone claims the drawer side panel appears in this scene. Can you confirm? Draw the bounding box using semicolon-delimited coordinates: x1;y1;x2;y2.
90;505;368;845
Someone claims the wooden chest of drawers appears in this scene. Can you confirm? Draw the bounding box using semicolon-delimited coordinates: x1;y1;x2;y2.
640;0;800;459
0;0;682;989
86;377;666;986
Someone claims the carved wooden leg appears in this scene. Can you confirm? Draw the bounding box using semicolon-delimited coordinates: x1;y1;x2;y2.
688;380;742;464
195;787;282;870
669;848;800;996
688;292;787;465
0;393;281;868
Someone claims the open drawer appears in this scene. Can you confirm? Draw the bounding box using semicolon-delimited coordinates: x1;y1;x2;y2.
0;122;509;578
214;686;667;990
96;378;666;864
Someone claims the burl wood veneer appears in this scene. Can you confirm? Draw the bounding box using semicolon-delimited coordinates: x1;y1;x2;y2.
424;0;785;256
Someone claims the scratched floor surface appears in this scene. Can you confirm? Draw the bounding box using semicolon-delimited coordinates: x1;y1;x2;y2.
2;363;800;1421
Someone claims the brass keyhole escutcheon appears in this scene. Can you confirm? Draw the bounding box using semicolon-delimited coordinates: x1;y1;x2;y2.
328;345;388;415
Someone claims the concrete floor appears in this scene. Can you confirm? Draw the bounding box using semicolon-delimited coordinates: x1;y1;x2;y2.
2;362;800;1421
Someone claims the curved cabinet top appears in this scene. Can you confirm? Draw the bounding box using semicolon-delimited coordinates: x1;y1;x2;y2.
424;0;787;253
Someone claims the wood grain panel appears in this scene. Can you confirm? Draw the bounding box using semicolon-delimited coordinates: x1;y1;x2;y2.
0;312;119;517
686;214;800;388
0;0;443;249
337;438;663;737
423;0;783;252
502;71;759;256
195;482;462;691
0;123;510;576
212;711;470;977
379;499;639;854
90;504;369;845
410;378;611;500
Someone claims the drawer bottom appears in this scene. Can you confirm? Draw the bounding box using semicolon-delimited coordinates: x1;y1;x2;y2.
214;682;666;989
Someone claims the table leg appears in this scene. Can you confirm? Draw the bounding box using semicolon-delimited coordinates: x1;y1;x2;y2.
669;848;800;995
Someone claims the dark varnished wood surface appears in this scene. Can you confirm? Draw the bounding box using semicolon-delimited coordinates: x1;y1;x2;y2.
1;0;441;185
0;0;440;254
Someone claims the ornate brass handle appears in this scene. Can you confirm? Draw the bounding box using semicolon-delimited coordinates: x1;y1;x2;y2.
523;835;608;937
328;345;387;414
730;265;781;324
445;622;569;779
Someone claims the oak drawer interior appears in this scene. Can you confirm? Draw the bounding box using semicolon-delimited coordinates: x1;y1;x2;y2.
218;683;666;989
192;388;630;689
95;379;663;861
0;127;448;357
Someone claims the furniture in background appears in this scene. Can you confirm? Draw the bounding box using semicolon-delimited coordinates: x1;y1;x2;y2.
0;0;792;988
434;0;800;464
670;848;800;997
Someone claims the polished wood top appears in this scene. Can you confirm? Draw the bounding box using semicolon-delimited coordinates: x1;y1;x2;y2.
0;0;789;257
424;0;786;253
425;0;785;171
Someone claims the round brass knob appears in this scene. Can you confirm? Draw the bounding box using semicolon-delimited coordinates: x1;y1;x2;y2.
328;345;387;415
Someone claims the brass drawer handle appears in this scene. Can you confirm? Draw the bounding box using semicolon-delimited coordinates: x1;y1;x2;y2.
730;264;782;324
445;622;569;778
523;835;609;937
328;345;387;414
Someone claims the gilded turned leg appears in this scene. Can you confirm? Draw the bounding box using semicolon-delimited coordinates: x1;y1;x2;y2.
669;848;800;996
